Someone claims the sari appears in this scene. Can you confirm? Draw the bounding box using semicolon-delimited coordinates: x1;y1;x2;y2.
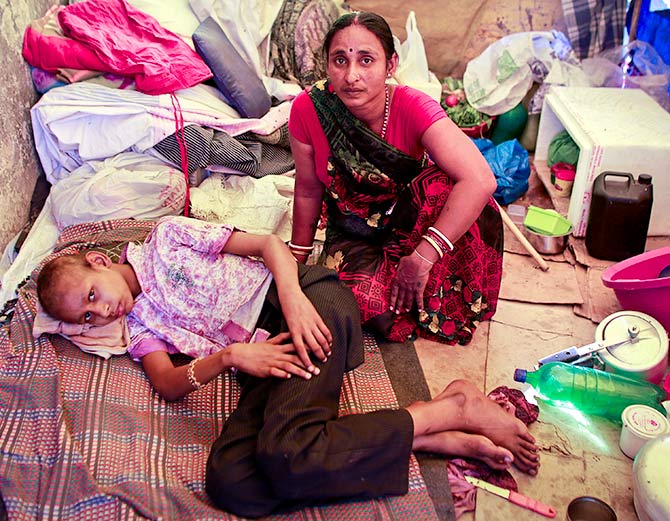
308;81;503;345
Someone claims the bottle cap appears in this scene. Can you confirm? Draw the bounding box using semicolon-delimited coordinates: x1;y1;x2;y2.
513;368;527;383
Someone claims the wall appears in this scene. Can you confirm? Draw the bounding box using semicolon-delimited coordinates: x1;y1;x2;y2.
349;0;566;78
0;0;54;254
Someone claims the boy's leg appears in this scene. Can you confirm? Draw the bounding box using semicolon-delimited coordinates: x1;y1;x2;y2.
206;265;415;517
257;266;414;501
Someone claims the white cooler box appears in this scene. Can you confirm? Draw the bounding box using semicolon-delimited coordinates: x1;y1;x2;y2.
535;86;670;237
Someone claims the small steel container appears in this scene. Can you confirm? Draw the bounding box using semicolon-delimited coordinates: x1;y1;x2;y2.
566;496;617;521
523;225;569;255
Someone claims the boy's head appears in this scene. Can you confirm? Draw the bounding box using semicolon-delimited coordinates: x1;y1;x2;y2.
37;251;135;326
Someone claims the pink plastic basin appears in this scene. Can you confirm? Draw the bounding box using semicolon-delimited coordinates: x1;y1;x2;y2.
601;247;670;331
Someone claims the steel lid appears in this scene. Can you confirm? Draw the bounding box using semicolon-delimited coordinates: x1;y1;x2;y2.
595;311;668;371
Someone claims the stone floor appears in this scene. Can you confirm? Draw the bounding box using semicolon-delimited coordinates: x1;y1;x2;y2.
415;297;639;520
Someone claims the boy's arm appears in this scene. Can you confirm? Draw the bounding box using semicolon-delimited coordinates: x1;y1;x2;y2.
222;232;332;371
140;332;314;401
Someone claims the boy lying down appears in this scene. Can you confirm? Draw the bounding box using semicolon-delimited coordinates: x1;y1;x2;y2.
35;216;538;518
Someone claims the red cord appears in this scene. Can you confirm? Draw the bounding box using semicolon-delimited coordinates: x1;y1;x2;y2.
170;93;190;216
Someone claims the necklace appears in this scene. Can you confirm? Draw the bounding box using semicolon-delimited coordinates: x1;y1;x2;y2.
380;84;390;140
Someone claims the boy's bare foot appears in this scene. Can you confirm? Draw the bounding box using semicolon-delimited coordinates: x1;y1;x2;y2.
413;431;513;471
407;380;540;475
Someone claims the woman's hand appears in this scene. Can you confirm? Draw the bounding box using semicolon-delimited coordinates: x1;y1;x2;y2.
389;252;433;314
230;333;315;380
280;292;332;371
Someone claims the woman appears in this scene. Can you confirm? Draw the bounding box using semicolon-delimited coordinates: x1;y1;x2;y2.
288;11;503;344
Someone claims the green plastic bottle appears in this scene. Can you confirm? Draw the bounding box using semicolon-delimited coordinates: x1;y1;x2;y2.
514;362;667;421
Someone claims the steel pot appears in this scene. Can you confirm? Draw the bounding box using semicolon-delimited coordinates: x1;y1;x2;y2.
522;225;569;255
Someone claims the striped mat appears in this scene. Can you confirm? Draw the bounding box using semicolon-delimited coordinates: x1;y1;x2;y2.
0;219;437;520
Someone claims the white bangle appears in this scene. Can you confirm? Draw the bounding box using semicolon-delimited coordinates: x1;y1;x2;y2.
413;250;435;266
421;235;444;259
287;241;314;252
187;358;203;390
428;226;454;251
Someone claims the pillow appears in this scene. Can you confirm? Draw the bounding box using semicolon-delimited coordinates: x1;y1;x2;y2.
33;301;130;359
192;17;271;119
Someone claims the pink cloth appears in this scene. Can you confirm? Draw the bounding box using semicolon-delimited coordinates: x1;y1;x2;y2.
33;302;130;359
22;5;109;79
288;84;446;185
448;386;540;518
23;0;212;95
125;216;273;361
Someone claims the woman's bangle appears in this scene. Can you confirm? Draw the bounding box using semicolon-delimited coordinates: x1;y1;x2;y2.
287;241;314;252
427;226;454;251
413;250;435;266
421;234;444;259
187;358;204;390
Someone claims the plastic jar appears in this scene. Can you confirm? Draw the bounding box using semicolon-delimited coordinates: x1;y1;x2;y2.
619;404;669;459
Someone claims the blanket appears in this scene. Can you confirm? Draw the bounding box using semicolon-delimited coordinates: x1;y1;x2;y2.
0;219;437;520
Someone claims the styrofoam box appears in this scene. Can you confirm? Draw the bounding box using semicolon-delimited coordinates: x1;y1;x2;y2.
535;86;670;237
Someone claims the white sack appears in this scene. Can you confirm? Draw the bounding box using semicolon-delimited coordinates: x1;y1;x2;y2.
50;152;186;229
464;30;584;115
393;11;442;101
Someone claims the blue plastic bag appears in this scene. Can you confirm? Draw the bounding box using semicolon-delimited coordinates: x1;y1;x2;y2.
473;138;530;205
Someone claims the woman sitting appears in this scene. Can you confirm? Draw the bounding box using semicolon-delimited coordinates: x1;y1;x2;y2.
288;11;503;345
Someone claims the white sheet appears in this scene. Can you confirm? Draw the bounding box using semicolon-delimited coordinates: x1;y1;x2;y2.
31;82;292;183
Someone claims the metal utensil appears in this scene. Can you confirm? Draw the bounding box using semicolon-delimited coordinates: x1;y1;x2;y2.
465;476;557;518
537;324;642;367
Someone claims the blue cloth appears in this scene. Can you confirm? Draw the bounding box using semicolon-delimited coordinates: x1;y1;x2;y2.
627;0;670;66
474;138;530;205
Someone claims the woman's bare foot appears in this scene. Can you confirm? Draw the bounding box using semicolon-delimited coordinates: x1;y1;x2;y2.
406;380;540;475
413;431;513;471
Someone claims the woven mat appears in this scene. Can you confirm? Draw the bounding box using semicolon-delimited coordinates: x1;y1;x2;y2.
0;219;438;520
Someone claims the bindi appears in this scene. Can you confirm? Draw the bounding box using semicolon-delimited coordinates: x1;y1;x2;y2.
349;48;353;52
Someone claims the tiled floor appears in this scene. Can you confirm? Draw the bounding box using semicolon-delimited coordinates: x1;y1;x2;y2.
415;297;640;520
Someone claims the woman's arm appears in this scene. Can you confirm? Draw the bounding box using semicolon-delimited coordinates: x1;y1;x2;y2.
221;231;332;371
421;117;497;246
289;134;325;263
141;333;315;401
389;117;497;314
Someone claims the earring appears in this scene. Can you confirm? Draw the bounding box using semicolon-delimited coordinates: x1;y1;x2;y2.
387;72;392;78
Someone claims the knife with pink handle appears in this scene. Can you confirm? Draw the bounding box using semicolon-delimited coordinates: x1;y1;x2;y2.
465;476;557;518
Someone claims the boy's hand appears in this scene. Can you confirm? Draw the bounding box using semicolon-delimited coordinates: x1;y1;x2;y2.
230;333;314;380
280;292;332;372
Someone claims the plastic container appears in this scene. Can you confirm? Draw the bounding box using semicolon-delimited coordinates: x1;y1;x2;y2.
585;171;653;261
595;311;669;383
601;247;670;332
619;404;669;459
550;162;576;197
633;434;670;521
513;362;667;421
523;206;572;236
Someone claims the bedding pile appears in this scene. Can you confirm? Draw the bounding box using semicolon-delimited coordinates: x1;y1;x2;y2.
1;0;349;307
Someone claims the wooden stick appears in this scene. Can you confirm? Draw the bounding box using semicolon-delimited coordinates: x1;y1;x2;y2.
497;202;550;271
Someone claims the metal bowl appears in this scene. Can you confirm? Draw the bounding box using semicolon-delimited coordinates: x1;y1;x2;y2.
566;496;617;521
523;225;569;255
